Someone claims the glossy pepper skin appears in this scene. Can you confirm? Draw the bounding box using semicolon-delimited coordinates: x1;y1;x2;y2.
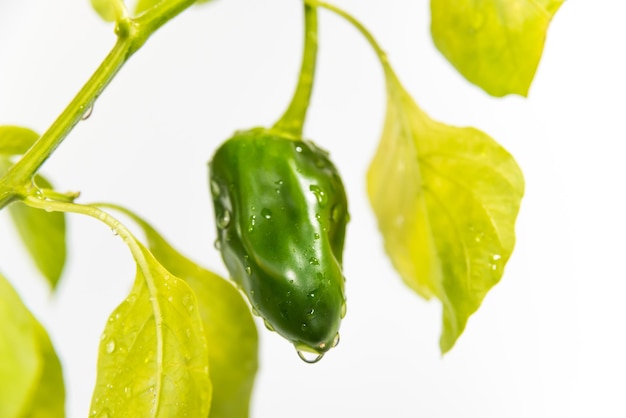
209;128;348;355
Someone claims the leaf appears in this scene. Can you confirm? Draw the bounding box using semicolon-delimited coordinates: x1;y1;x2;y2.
90;0;126;22
430;0;564;97
2;170;67;289
103;205;258;418
0;126;39;155
367;73;524;353
89;246;211;417
0;272;65;417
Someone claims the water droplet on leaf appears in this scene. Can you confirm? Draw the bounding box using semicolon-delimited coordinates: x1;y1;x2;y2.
261;208;272;219
105;339;116;354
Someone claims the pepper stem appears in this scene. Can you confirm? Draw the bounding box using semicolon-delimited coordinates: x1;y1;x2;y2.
272;4;319;138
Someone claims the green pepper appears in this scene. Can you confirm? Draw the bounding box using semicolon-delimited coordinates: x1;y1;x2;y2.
209;127;348;360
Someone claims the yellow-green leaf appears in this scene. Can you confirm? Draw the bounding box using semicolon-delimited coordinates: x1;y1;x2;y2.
5;173;67;289
430;0;564;97
89;246;211;417
101;205;258;418
90;0;126;22
367;73;524;353
0;126;39;155
0;272;65;418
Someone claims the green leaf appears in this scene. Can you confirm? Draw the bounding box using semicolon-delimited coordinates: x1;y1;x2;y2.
89;245;211;417
0;126;39;155
367;73;524;353
102;205;258;418
430;0;564;97
90;0;127;22
3;171;67;289
0;272;65;417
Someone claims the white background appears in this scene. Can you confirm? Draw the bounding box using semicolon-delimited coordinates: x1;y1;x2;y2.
1;1;625;417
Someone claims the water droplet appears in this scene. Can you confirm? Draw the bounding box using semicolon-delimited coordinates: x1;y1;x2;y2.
306;308;315;318
124;386;132;398
263;319;275;331
315;213;321;222
210;180;221;197
313;233;320;240
261;208;272;219
111;228;118;236
100;333;107;341
474;231;485;243
307;291;316;299
332;332;341;348
295;145;303;153
340;301;347;318
300;323;308;331
105;339;116;353
251;307;260;316
214;239;222;250
217;210;231;229
245;266;252;275
275;188;281;194
309;185;328;206
97;408;110;418
331;205;343;222
309;257;319;266
248;215;256;232
126;295;137;304
296;349;324;364
81;104;94;120
492;254;501;261
182;293;194;312
275;179;284;185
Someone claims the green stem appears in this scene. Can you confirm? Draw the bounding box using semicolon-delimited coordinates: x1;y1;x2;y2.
22;196;147;269
273;4;319;137
304;0;397;82
0;0;196;210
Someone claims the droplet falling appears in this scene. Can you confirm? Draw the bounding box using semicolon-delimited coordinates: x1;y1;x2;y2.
296;349;324;364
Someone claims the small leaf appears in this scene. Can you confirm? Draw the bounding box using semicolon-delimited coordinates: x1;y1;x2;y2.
89;246;211;417
4;171;67;289
90;0;126;22
0;126;39;155
430;0;564;97
367;73;524;352
0;272;65;417
103;205;258;418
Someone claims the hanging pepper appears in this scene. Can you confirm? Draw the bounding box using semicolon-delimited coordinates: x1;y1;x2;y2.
209;127;348;359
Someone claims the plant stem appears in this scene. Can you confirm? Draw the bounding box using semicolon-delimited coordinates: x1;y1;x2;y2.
273;4;319;137
304;0;397;81
0;0;197;210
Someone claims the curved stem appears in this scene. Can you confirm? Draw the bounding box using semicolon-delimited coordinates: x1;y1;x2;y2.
22;196;147;269
273;4;319;137
304;0;397;82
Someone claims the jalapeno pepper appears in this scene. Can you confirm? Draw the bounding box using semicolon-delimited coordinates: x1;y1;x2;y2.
209;128;348;358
